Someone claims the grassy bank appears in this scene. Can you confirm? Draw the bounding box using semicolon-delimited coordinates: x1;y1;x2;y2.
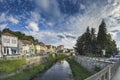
0;59;26;75
1;53;66;80
66;57;93;80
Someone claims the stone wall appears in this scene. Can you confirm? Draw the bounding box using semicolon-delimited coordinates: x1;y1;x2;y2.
25;55;48;68
75;55;120;80
75;56;110;72
84;61;120;80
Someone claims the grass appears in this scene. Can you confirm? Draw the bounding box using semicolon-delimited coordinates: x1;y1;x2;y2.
66;57;93;80
0;59;26;75
1;53;67;80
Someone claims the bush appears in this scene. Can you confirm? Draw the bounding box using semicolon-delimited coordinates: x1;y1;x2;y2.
94;66;101;72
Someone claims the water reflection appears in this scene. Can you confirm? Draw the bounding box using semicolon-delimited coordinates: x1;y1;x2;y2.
33;60;74;80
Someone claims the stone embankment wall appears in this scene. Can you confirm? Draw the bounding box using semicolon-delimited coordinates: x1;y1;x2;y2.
75;56;110;72
25;55;48;68
75;55;120;80
84;61;120;80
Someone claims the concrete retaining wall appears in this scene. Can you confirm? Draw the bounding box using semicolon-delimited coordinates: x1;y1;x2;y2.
75;56;110;72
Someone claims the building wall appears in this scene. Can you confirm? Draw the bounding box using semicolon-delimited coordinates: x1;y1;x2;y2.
40;46;47;52
1;35;18;55
57;45;64;52
29;44;35;54
35;45;41;54
1;35;18;47
22;44;30;55
0;45;2;57
18;40;23;55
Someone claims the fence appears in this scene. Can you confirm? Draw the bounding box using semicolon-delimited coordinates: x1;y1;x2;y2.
84;58;120;80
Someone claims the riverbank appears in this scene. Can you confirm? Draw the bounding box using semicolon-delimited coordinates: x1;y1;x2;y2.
66;57;93;80
0;59;26;75
1;53;66;80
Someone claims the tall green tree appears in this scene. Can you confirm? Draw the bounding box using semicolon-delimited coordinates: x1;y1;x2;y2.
75;20;117;57
75;27;93;56
97;20;107;49
97;20;117;56
91;28;97;55
84;27;92;55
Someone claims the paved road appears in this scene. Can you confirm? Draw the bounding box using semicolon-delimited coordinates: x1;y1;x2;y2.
112;66;120;80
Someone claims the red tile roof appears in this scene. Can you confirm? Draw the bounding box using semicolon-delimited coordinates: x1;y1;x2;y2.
21;40;32;45
2;32;16;37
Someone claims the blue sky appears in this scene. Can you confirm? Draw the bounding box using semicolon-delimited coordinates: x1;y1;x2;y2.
0;0;120;48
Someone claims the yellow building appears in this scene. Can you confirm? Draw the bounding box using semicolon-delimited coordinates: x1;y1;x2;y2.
35;42;47;55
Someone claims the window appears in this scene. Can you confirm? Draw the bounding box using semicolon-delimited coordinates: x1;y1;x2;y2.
4;38;10;43
12;39;16;44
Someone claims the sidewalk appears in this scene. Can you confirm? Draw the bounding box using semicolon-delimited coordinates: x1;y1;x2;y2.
112;66;120;80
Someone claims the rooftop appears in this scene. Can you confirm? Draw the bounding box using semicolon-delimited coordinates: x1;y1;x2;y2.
21;40;32;45
2;32;16;37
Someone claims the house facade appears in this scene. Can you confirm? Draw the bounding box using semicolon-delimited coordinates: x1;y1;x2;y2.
35;43;41;54
57;45;65;53
1;33;18;56
20;40;35;56
46;45;56;53
39;42;47;53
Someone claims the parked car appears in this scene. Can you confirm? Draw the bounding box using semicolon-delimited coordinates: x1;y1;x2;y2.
109;55;120;62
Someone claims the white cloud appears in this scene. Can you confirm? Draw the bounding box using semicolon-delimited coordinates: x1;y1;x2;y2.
28;22;39;32
8;16;19;24
35;0;62;20
23;30;76;48
0;24;8;31
80;4;86;9
0;13;7;22
0;13;19;24
30;12;40;22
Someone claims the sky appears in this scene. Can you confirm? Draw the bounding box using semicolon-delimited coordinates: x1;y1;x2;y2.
0;0;120;49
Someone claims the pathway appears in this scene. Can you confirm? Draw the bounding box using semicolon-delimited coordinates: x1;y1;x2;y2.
112;66;120;80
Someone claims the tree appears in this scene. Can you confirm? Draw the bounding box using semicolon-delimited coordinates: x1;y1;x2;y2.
75;27;93;56
97;20;117;57
97;20;107;49
75;20;117;57
84;27;92;55
91;28;97;56
75;34;86;55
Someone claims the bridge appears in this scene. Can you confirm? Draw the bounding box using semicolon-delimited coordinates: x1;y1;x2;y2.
75;55;120;80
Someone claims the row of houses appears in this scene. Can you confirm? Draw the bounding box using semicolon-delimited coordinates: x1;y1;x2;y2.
0;32;65;57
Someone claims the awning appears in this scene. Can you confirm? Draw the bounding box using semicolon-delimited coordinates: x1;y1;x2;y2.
11;47;19;51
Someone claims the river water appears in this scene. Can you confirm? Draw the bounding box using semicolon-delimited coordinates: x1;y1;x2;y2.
33;60;74;80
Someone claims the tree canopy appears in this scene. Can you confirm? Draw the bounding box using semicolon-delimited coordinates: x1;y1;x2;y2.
75;20;117;57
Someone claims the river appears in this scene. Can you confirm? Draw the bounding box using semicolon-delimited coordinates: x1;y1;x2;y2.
32;60;74;80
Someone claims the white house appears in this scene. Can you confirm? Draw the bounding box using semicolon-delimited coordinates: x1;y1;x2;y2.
1;33;18;56
20;40;35;56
